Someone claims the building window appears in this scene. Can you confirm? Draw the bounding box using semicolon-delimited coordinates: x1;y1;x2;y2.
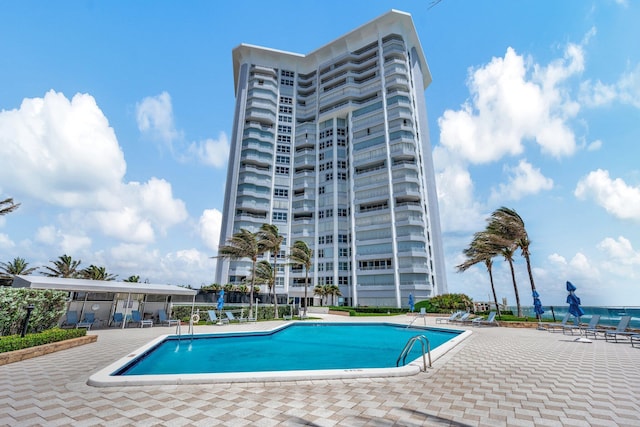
318;186;325;195
338;172;347;180
339;261;349;270
276;155;290;164
339;248;349;257
278;115;292;123
318;236;325;245
326;209;333;217
274;188;289;197
338;208;348;217
337;160;347;169
318;263;324;272
280;78;294;86
281;70;295;77
318;249;324;258
279;105;293;114
358;259;392;270
326;235;333;244
272;212;288;222
280;96;292;104
277;135;291;143
338;276;349;286
278;125;291;134
325;162;333;170
318;210;325;219
325;262;334;272
275;166;290;175
325;276;334;284
277;145;290;154
338;234;348;243
326;173;333;181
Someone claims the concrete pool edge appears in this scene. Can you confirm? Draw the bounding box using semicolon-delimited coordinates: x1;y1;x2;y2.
87;324;472;387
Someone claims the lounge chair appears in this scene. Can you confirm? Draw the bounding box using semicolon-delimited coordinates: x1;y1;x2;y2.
472;311;498;327
452;312;472;324
545;313;571;332
76;312;95;330
225;311;240;323
130;310;153;328
436;311;462;324
208;310;228;324
112;312;124;327
158;309;179;326
631;334;640;348
62;311;79;328
563;314;600;336
604;316;634;343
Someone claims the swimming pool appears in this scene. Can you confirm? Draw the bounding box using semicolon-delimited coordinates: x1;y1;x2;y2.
88;322;471;386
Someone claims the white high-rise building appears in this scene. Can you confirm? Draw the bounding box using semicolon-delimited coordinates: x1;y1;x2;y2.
216;10;447;307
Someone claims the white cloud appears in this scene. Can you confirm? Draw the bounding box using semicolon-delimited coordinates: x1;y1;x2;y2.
490;159;553;201
199;209;223;251
35;225;91;254
0;90;126;208
579;64;640;108
0;91;189;248
597;236;640;265
0;233;15;249
136;91;179;144
586;139;602;151
187;132;230;168
574;169;640;220
438;44;581;165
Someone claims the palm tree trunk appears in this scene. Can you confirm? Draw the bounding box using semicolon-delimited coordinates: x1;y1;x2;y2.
487;265;502;317
249;259;256;319
303;270;309;316
272;254;279;318
523;252;541;320
507;259;522;317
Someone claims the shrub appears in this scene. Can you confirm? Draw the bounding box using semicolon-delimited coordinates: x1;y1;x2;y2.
0;328;86;353
0;288;67;336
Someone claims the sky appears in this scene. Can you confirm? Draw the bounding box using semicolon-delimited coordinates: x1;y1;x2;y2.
1;0;639;307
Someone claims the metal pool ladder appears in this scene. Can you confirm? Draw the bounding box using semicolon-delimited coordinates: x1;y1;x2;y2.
397;335;431;371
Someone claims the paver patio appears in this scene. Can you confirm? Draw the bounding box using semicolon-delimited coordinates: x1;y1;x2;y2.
0;314;638;426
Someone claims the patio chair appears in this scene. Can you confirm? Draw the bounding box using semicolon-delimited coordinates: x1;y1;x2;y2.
158;309;179;327
112;312;124;327
62;311;79;328
631;334;640;348
130;310;153;328
563;314;600;336
76;312;95;330
604;316;634;343
436;311;462;324
225;311;240;323
208;310;228;324
453;313;471;323
472;311;498;327
545;313;571;332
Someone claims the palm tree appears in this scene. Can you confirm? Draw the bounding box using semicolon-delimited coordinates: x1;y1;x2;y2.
258;224;283;318
289;240;312;317
0;257;39;276
254;260;274;306
81;265;117;281
217;228;266;319
44;254;81;278
123;275;141;282
314;285;327;306
0;198;20;216
327;284;342;306
456;231;502;317
491;207;538;311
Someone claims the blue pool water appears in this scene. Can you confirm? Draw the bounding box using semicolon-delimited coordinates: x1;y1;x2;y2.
115;322;462;376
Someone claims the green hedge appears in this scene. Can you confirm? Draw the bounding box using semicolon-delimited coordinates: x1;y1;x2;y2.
0;328;86;353
0;288;67;336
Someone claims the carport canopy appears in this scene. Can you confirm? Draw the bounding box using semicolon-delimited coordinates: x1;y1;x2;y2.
12;275;197;296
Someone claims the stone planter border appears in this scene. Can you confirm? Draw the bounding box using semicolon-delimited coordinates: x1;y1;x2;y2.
0;335;98;366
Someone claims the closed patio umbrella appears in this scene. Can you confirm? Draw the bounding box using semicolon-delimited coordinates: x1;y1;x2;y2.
408;293;414;312
533;289;545;329
566;281;590;343
216;290;225;324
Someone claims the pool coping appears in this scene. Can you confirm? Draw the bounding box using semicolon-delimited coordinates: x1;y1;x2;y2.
87;322;472;387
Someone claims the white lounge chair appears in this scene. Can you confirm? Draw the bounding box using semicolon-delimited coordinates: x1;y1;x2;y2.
604;316;634;343
472;311;498;327
545;313;571;332
563;314;600;336
436;311;462;324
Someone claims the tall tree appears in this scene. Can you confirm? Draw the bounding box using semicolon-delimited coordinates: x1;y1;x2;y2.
258;223;284;318
254;260;274;305
0;257;39;276
123;275;141;283
44;254;82;278
81;265;117;281
0;198;20;216
217;228;265;319
289;240;312;317
327;284;342;306
456;232;502;317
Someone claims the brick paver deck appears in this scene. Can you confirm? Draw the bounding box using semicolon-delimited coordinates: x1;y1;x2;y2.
0;314;638;426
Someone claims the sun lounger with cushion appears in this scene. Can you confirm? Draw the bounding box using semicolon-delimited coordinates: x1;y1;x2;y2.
545;313;571;332
436;311;462;324
563;314;600;336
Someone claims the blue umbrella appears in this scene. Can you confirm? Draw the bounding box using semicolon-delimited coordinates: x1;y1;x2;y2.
408;294;415;312
566;281;584;325
533;289;544;319
217;289;225;311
